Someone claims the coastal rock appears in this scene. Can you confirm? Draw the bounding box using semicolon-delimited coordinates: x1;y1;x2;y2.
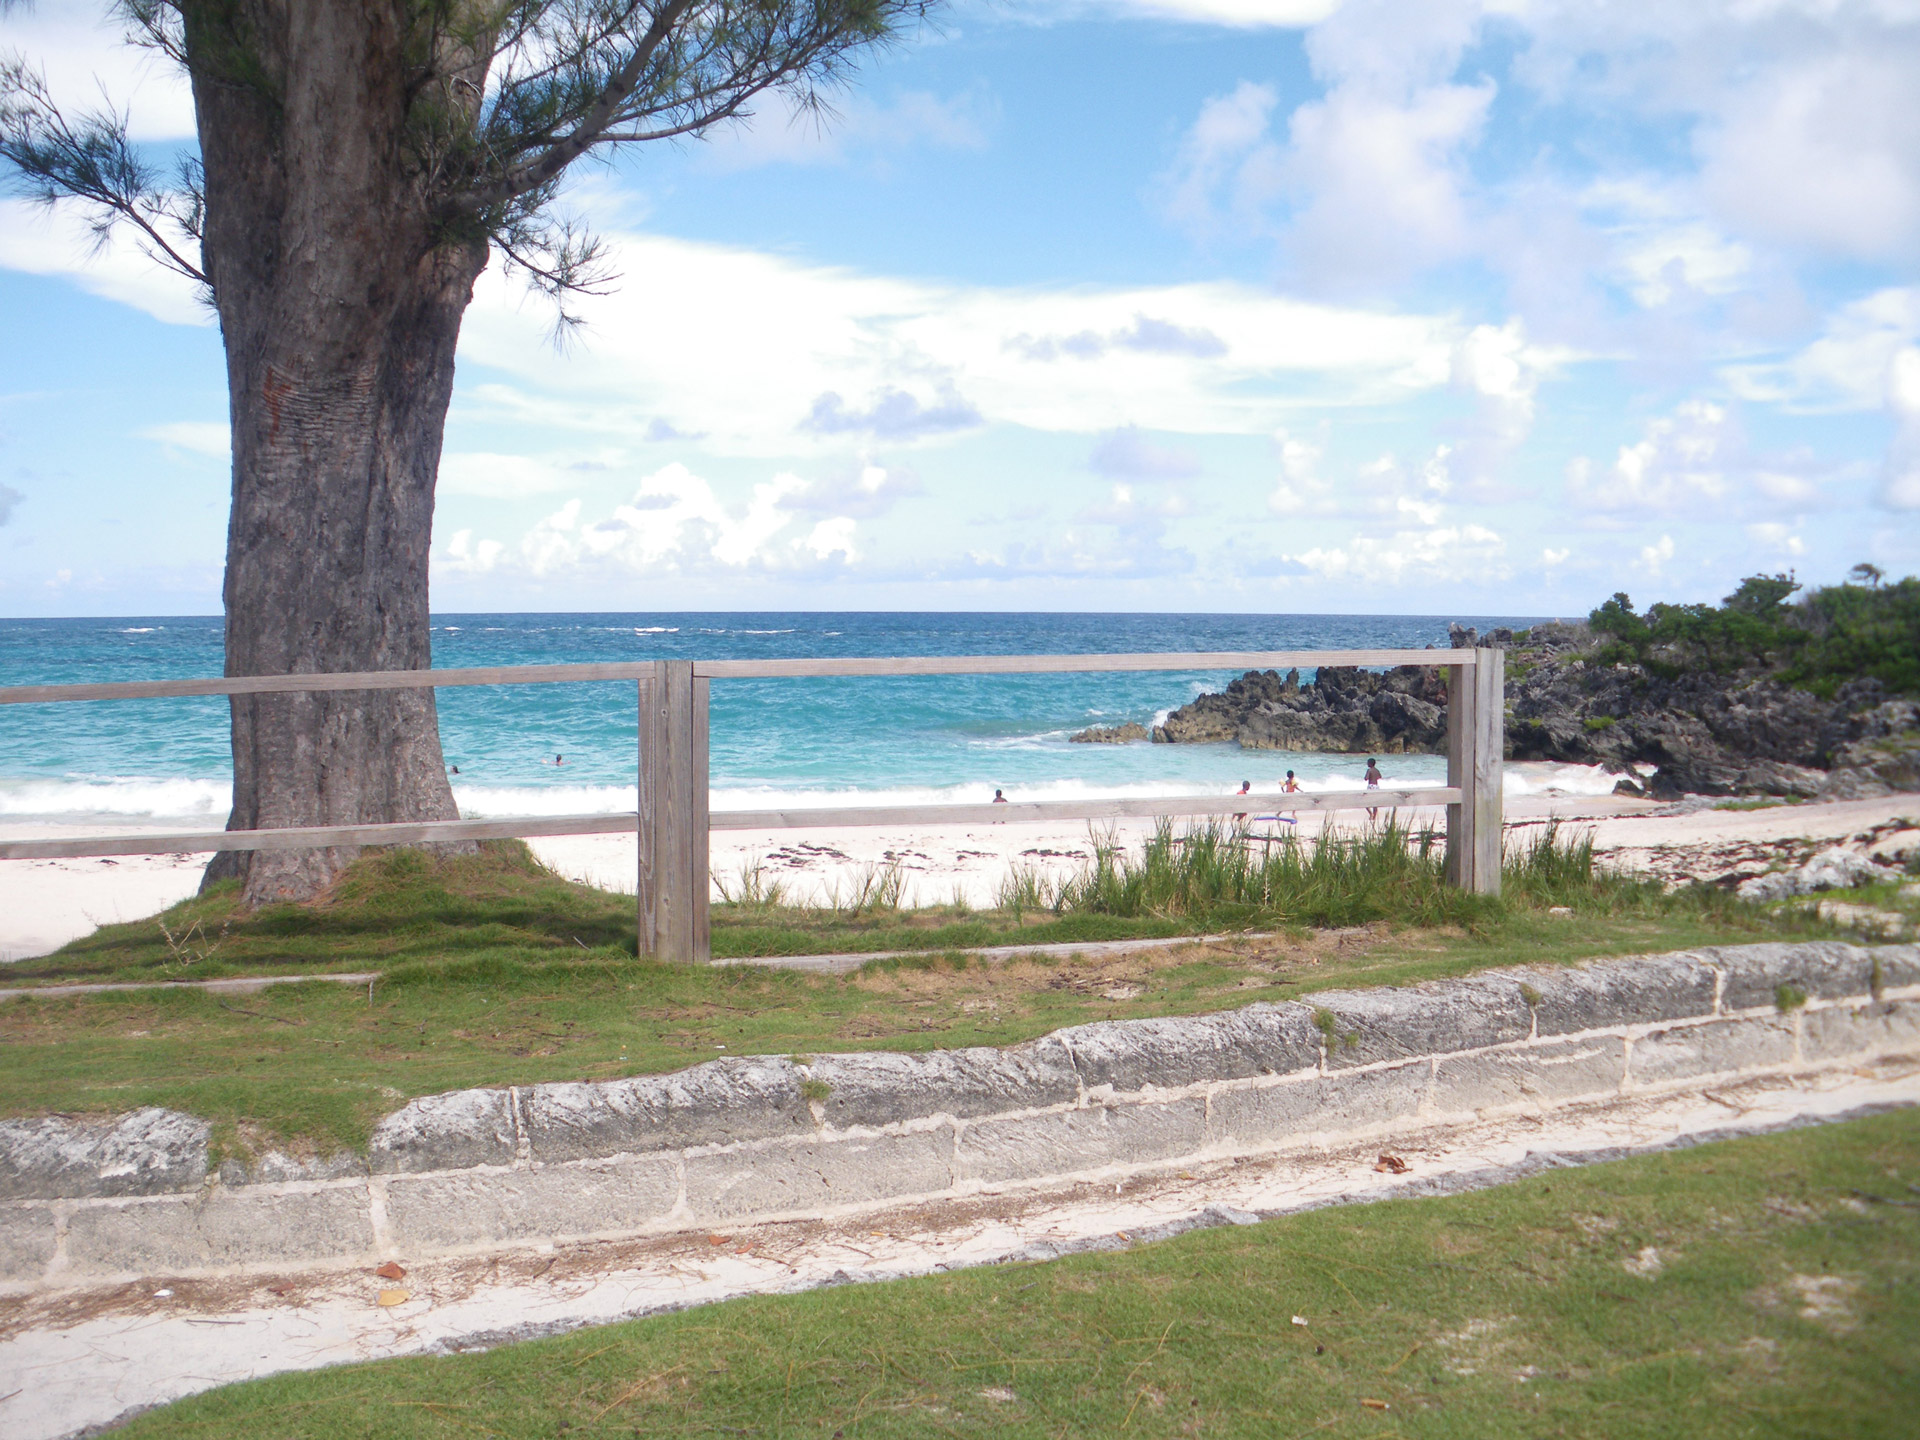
1069;722;1151;744
1158;664;1450;755
1736;847;1903;902
1154;622;1918;799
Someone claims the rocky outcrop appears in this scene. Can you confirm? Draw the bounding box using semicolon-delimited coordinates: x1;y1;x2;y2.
1069;722;1151;744
1150;620;1920;799
1153;661;1451;754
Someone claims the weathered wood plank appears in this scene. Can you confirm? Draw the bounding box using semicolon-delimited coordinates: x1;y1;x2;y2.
692;676;711;963
691;649;1468;680
636;669;661;956
0;662;666;705
1470;646;1506;896
0;812;641;860
1444;654;1475;889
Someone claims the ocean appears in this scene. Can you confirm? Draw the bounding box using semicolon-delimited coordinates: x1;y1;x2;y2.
0;612;1615;827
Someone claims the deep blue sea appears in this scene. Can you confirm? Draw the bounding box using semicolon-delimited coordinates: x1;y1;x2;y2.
0;612;1586;825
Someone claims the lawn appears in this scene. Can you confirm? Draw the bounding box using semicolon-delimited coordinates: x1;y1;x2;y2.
0;828;1833;1157
113;1106;1920;1438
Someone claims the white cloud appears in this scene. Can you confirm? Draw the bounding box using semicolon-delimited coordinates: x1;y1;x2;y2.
1884;345;1920;510
1696;43;1920;263
0;200;207;327
0;482;21;526
1638;533;1676;577
1725;288;1920;413
1568;398;1845;518
3;7;197;142
138;421;229;458
1746;521;1806;558
436;462;871;581
1288;521;1506;584
1569;400;1732;513
458;229;1470;456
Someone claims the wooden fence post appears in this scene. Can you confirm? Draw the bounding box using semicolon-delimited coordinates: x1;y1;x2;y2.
637;661;710;961
1445;645;1505;894
1471;645;1504;896
1445;651;1476;889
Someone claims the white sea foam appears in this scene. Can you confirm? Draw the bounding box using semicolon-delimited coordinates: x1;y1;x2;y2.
0;761;1621;828
632;627;679;634
1503;762;1633;798
119;627;160;633
0;775;230;821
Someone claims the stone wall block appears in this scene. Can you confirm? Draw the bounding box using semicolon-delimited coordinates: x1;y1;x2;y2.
1799;1000;1920;1064
1060;1004;1322;1092
1703;942;1873;1011
1312;978;1531;1070
525;1056;814;1164
383;1156;679;1251
1511;955;1717;1036
0;1108;209;1201
1431;1038;1625;1115
1208;1063;1429;1147
1628;1016;1797;1088
368;1088;520;1175
62;1187;374;1277
0;1205;56;1283
683;1131;955;1223
957;1098;1207;1186
809;1039;1079;1128
1870;945;1920;993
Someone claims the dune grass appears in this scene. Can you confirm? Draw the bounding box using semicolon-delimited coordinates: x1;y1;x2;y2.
114;1106;1920;1438
0;826;1831;1156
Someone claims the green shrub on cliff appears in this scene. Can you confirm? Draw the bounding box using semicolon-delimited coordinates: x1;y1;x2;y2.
1588;569;1920;697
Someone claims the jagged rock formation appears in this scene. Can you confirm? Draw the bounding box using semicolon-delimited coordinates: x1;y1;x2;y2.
1069;722;1152;744
1146;620;1920;799
1152;662;1450;754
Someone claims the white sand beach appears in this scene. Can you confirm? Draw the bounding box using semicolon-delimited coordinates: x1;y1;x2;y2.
3;789;1916;963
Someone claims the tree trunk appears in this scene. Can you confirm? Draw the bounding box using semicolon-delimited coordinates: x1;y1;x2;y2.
188;2;489;905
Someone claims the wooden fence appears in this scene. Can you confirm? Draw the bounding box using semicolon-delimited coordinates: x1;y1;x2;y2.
0;647;1506;961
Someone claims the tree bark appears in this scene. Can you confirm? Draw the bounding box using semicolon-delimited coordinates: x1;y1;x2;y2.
189;1;488;904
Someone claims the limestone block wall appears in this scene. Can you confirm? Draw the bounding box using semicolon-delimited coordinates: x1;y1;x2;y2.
3;942;1916;1291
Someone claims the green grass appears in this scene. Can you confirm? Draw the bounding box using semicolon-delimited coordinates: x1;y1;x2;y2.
0;829;1834;1155
115;1107;1920;1438
9;843;1188;986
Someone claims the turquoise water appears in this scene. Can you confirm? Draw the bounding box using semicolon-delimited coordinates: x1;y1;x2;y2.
0;612;1548;824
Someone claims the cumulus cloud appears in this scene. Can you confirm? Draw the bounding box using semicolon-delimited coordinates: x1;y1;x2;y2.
456;231;1468;455
803;383;984;439
1287;521;1507;584
1008;314;1228;362
432;462;877;581
1567;399;1839;517
0;200;207;327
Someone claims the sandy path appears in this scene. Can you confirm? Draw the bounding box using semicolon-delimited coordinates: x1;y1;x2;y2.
2;1060;1913;1440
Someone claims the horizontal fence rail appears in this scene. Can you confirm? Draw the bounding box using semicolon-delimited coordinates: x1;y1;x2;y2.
0;648;1469;707
0;646;1505;958
0;788;1463;861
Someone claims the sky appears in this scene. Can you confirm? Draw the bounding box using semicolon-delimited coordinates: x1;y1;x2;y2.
1;0;1917;619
